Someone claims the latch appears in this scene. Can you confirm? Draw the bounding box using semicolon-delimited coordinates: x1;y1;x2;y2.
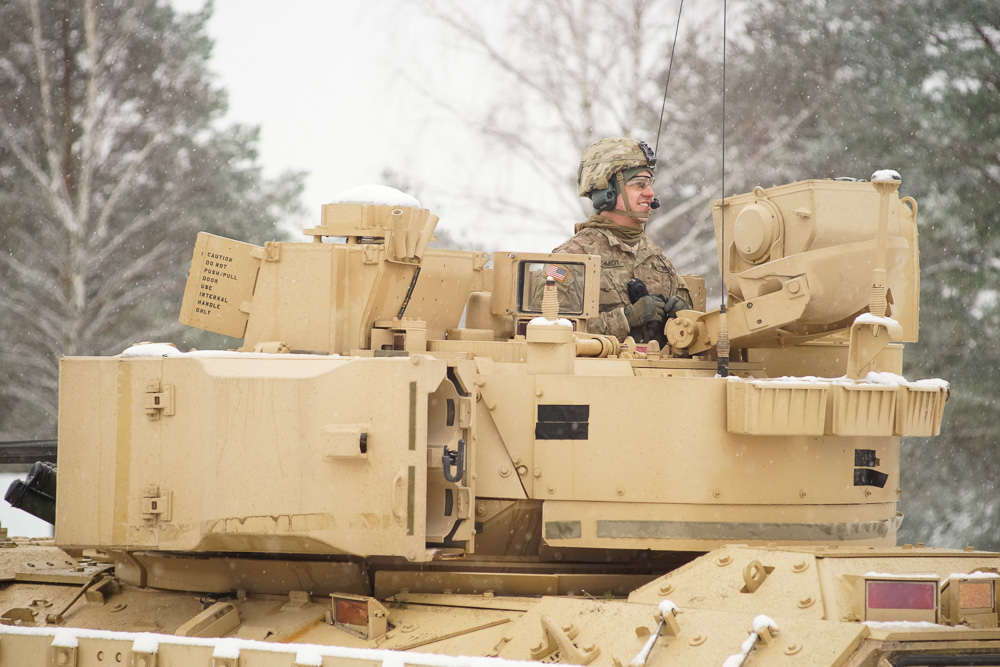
144;381;175;420
141;485;172;525
442;438;466;483
530;615;600;664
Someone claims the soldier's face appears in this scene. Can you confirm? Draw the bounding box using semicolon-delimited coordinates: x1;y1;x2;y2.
615;170;656;226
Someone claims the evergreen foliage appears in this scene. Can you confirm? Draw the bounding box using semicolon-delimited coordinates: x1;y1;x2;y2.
0;0;304;439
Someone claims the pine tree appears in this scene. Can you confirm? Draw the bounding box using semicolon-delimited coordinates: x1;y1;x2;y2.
0;0;304;439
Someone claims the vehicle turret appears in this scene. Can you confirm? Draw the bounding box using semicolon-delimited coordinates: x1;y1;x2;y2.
0;178;977;667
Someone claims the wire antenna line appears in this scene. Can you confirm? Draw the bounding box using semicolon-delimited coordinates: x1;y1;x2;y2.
653;0;686;157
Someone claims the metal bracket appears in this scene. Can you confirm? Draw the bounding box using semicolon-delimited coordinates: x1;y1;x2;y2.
141;485;172;524
442;439;465;483
144;382;175;420
529;615;600;664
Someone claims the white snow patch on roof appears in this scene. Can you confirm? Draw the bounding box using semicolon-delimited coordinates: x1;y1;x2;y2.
132;634;159;653
213;639;241;659
528;317;573;328
120;343;182;357
727;372;948;390
864;371;910;386
51;630;79;648
943;572;1000;585
721;616;777;667
855;313;899;327
752;615;777;634
722;655;746;667
295;649;324;666
871;169;901;182
658;599;677;618
327;184;421;208
0;625;548;667
118;345;343;360
865;372;950;390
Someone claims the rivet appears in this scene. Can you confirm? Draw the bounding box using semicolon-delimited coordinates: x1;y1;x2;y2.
616;487;625;496
535;388;543;397
712;490;721;498
689;634;707;646
792;560;810;573
798;596;815;608
658;583;674;595
476;504;488;517
799;489;807;498
499;465;511;477
547;486;555;494
865;488;872;496
784;643;802;655
534;468;542;478
717;555;733;567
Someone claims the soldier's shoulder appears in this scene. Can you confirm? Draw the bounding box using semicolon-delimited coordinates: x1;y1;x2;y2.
640;233;667;255
640;235;677;265
553;227;610;254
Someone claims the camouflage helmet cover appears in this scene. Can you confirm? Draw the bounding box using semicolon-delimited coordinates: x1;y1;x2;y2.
577;137;657;197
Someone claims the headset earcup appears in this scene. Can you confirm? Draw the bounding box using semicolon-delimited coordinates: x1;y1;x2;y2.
590;179;620;212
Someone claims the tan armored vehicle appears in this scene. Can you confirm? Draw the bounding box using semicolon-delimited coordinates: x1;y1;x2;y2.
4;174;996;667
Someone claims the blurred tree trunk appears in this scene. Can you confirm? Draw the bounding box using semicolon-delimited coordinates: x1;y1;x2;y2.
0;0;303;439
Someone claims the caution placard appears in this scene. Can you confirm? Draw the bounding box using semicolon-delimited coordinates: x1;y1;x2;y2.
179;232;262;338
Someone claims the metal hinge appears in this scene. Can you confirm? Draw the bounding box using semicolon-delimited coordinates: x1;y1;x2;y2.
144;381;175;420
141;485;172;524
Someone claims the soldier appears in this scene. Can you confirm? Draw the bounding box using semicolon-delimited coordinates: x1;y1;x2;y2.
554;137;690;343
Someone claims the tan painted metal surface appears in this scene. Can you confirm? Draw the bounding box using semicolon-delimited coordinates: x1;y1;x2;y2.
2;177;980;666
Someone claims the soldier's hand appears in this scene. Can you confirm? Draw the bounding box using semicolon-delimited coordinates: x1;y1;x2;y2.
624;295;667;328
661;294;690;320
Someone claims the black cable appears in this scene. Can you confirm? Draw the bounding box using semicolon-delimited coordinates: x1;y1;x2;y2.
653;0;685;157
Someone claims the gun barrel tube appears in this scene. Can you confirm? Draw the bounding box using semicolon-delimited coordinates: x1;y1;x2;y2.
4;461;57;525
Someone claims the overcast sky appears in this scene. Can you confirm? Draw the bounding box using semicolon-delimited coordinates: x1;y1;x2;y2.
170;0;573;252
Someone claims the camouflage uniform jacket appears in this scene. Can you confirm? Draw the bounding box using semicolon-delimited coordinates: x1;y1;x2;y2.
553;226;689;341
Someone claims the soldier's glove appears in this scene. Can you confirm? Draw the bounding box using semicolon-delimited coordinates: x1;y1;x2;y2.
626;278;649;304
624;295;667;328
660;294;690;320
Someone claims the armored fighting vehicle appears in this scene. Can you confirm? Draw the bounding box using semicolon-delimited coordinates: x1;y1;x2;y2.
4;174;996;667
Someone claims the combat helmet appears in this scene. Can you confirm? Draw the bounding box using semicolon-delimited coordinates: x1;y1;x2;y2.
577;137;659;217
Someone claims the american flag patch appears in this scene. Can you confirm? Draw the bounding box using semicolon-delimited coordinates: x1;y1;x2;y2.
545;264;568;282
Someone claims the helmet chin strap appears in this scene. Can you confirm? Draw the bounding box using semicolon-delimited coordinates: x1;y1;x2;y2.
613;172;651;222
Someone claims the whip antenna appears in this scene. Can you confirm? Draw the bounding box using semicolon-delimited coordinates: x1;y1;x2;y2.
716;0;731;378
653;0;685;156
